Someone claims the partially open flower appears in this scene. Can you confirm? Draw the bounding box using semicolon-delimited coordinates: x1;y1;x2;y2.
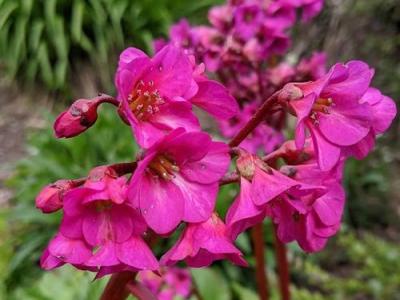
40;166;159;276
54;99;100;138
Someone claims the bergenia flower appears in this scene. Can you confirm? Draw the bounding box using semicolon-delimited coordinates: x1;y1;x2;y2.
282;60;396;171
219;103;284;154
161;213;247;267
138;267;192;300
40;166;158;276
115;45;238;147
225;150;321;239
128;128;230;234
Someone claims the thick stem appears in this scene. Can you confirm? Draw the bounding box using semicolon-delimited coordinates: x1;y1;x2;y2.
100;271;137;300
229;92;280;148
126;282;157;300
251;223;269;300
272;223;290;300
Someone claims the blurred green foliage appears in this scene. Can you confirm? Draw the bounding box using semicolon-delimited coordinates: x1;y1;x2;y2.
0;0;220;93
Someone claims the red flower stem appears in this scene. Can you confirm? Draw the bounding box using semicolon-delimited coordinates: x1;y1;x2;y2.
251;223;269;300
100;271;137;300
97;93;120;106
272;223;290;300
228;91;280;148
126;282;157;300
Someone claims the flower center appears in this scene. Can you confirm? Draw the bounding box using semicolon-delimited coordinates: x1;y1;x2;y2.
128;80;165;120
148;154;180;180
95;200;113;212
310;97;334;125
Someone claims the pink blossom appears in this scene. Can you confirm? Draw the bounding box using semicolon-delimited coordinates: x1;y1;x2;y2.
41;166;158;276
219;103;284;154
138;267;192;299
116;45;238;147
161;214;247;267
54;98;100;138
233;3;264;40
283;60;396;171
128;128;230;234
296;52;327;80
225;150;320;240
36;180;75;213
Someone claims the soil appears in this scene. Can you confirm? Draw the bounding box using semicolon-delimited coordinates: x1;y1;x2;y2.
0;79;48;206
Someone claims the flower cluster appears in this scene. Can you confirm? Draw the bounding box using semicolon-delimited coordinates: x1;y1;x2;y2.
36;0;396;293
156;0;327;154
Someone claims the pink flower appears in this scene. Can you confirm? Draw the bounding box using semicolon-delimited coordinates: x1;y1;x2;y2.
138;267;192;299
300;0;324;22
128;128;230;234
116;45;238;147
41;166;158;276
161;214;247;267
36;180;75;213
219;103;284;154
283;60;396;171
271;181;344;252
296;52;327;80
225;150;318;239
233;3;264;40
54;98;100;138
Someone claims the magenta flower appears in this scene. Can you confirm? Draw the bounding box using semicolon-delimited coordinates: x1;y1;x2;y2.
225;150;325;241
219;103;284;154
41;166;158;276
233;3;264;40
128;128;230;234
36;180;75;213
54;98;100;138
283;60;396;170
161;213;247;267
271;181;344;252
138;267;192;300
296;52;327;80
116;45;238;147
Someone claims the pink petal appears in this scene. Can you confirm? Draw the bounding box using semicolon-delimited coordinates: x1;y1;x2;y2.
173;174;217;223
151;101;200;133
60;214;83;239
137;174;185;234
308;124;341;171
313;183;345;226
86;242;119;267
318;103;372;146
116;236;159;270
252;168;301;206
48;234;92;265
144;45;193;99
226;178;265;240
40;248;64;270
343;131;375;159
180;142;230;184
189;80;239;119
323;61;374;104
371;95;397;134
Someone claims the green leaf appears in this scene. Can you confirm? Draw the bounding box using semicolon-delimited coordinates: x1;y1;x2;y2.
191;268;231;300
0;1;17;31
71;0;84;42
232;283;259;300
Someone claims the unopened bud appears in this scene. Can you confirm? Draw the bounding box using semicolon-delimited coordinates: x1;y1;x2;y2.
236;151;257;180
36;180;74;213
54;99;99;138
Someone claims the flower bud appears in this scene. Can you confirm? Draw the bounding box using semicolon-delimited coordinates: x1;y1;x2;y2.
54;99;99;138
36;180;74;213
